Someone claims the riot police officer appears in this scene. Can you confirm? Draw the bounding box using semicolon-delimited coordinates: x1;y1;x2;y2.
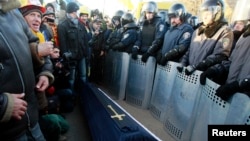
177;0;233;76
106;10;125;50
157;10;170;29
199;0;250;101
157;3;194;66
112;12;139;53
187;16;201;30
135;1;167;62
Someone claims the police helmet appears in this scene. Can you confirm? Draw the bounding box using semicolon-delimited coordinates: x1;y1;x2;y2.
157;11;169;24
112;10;125;24
121;12;134;27
168;3;187;22
141;1;158;14
200;0;225;22
188;16;199;27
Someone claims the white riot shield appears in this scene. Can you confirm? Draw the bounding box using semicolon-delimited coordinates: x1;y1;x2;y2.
108;52;130;100
231;0;250;22
190;79;230;141
224;92;250;124
149;61;181;122
163;69;202;141
125;55;156;109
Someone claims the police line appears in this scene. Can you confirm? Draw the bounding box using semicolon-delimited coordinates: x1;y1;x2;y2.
102;51;250;141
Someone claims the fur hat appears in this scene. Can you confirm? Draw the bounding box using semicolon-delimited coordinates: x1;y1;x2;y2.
66;2;79;13
19;0;45;17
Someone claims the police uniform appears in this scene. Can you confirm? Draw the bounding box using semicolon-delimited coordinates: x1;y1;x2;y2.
160;23;193;62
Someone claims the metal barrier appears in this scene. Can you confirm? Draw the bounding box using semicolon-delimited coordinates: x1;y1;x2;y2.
190;79;230;141
103;51;130;100
125;55;156;109
224;93;250;125
163;69;202;141
149;61;181;122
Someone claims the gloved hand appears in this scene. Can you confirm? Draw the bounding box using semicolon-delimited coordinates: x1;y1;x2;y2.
185;65;196;75
141;53;150;63
215;81;240;101
112;42;124;51
176;65;184;73
147;45;158;55
165;49;178;59
131;46;139;60
131;52;138;60
159;56;168;66
200;68;217;85
196;60;209;71
240;78;250;92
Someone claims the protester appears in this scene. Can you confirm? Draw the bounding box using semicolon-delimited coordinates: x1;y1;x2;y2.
0;0;52;140
57;2;89;91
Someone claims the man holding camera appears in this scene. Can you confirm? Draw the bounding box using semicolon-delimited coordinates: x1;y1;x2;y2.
57;2;89;91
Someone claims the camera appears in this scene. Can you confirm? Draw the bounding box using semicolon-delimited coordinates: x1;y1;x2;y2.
46;17;55;23
63;52;72;61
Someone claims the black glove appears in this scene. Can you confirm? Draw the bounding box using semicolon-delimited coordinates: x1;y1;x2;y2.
131;52;138;60
200;68;217;85
215;81;240;101
141;53;150;63
112;42;124;51
185;65;196;75
176;65;184;73
196;60;209;71
159;56;168;66
240;78;250;92
165;49;178;60
147;45;158;54
131;46;139;60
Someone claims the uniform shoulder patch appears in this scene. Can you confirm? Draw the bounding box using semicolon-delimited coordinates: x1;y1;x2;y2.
159;24;165;32
182;32;191;40
123;33;129;40
222;38;230;48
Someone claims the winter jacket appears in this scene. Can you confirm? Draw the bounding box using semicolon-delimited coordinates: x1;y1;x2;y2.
0;9;50;139
57;16;88;60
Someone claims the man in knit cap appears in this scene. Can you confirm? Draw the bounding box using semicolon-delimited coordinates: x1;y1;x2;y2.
57;2;89;93
0;0;53;140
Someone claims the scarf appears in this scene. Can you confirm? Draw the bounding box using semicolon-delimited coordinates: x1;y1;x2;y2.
31;29;45;43
198;21;228;38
